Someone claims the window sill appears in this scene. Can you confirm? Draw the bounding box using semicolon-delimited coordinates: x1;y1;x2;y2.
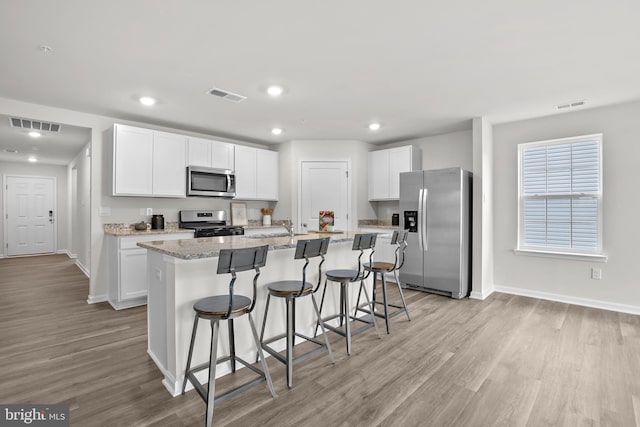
514;249;608;263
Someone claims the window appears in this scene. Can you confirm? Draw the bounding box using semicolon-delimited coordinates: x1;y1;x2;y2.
517;134;602;256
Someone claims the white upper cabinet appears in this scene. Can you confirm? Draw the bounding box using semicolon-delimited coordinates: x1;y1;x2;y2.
112;124;187;198
368;145;421;201
256;149;279;201
153;131;187;197
187;137;235;170
113;125;154;196
234;146;279;201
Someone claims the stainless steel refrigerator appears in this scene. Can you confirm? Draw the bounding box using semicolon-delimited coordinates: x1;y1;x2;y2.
399;168;472;299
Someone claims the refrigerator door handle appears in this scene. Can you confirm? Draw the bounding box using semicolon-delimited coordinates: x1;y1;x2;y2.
417;189;424;250
423;188;428;251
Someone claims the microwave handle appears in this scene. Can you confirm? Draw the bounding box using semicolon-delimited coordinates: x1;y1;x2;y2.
227;174;231;192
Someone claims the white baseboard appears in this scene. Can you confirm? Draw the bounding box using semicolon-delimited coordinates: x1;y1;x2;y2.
65;250;77;259
494;285;640;315
470;287;494;300
87;294;108;304
75;260;90;278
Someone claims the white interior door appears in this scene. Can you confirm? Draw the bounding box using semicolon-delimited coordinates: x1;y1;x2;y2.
300;161;350;232
5;176;56;256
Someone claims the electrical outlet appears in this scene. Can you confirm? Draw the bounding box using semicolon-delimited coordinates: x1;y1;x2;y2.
146;208;153;215
591;267;602;280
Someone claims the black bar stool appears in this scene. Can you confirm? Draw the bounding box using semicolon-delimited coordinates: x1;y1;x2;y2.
181;245;276;427
356;230;411;334
258;237;334;388
316;233;381;355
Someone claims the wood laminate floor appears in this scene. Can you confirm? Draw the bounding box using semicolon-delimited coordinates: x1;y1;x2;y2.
1;254;639;426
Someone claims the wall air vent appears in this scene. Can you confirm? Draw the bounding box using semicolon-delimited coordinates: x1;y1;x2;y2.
556;100;586;110
207;87;247;103
9;117;61;132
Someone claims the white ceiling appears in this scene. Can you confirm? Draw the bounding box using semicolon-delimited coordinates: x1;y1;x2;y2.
0;114;90;165
1;0;639;162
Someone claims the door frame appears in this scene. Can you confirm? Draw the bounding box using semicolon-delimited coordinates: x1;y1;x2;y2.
2;174;58;257
297;159;352;233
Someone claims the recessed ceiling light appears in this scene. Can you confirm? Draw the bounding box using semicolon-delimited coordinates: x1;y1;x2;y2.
39;44;53;54
28;156;37;162
368;123;381;131
28;131;41;138
139;96;156;106
267;86;283;97
271;128;283;135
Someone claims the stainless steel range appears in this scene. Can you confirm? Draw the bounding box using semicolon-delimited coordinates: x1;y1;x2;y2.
179;210;244;238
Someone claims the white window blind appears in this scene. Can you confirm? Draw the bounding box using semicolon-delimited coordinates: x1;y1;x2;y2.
518;134;602;254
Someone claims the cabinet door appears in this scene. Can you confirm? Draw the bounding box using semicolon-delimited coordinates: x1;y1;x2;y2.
256;149;279;200
368;150;389;200
113;125;153;196
119;248;148;300
211;140;235;170
187;137;212;167
388;146;412;199
234;146;257;199
153;131;187;197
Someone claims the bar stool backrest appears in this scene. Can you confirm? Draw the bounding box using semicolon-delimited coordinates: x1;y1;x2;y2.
293;237;330;295
216;245;269;316
352;233;377;280
391;230;408;270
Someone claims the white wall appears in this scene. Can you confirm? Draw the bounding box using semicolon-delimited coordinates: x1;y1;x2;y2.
492;100;640;313
274;139;375;231
1;161;69;255
67;142;91;272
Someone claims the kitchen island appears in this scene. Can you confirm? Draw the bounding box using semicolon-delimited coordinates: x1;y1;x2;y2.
138;232;367;396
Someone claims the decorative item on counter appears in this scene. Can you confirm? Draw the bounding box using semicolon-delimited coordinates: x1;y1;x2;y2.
319;210;335;231
392;213;399;226
133;221;147;231
151;214;165;230
260;208;273;226
230;202;248;226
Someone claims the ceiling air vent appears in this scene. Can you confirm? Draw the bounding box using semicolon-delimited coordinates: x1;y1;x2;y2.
556;100;586;110
208;87;247;103
9;117;62;132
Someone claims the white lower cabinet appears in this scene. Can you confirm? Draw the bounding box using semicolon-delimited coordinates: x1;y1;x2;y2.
108;232;193;309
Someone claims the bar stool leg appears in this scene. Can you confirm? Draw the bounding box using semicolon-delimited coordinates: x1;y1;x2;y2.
394;269;411;321
380;273;390;334
205;319;220;427
343;282;351;355
285;296;294;388
248;313;277;398
311;294;335;364
360;280;381;339
257;294;271;363
182;314;199;394
314;279;328;338
228;319;236;372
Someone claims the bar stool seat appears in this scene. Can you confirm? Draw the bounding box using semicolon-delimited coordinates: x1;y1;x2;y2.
259;237;334;389
194;295;252;316
268;280;313;296
316;234;381;356
182;245;276;427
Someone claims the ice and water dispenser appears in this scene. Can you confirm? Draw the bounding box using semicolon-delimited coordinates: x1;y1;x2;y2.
404;211;418;232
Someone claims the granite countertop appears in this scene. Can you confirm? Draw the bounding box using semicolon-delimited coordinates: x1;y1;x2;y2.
138;232;357;260
104;223;194;237
358;219;398;229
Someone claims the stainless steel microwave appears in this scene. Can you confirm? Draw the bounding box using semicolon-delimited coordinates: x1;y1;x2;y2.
187;166;236;197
